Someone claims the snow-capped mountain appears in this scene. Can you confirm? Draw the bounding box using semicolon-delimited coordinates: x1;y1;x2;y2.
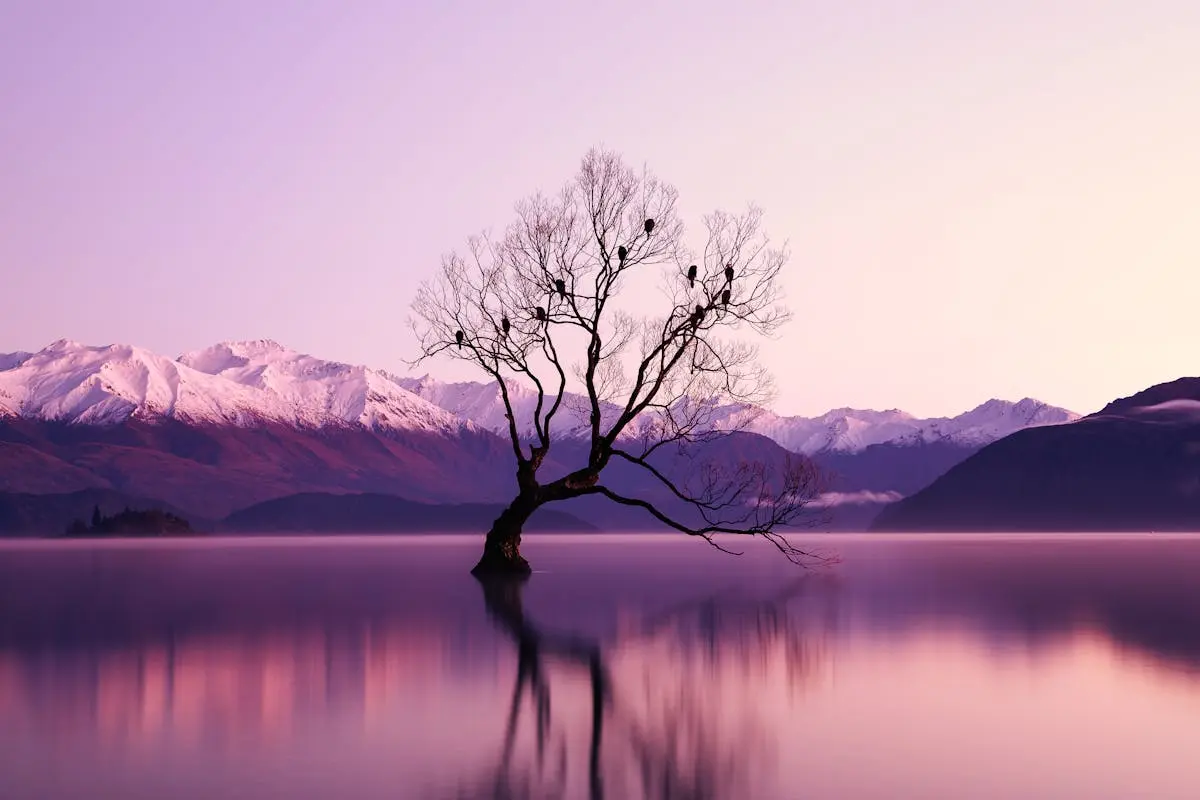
765;397;1078;453
0;340;1078;454
0;339;470;435
177;340;469;434
399;376;1078;454
703;404;929;453
0;337;1088;530
906;397;1079;447
395;375;624;439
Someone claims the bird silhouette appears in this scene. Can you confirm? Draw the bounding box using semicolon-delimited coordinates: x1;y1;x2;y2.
724;264;734;283
644;218;655;235
686;264;697;287
455;330;464;348
535;306;546;322
721;288;731;305
554;278;566;297
617;245;628;263
501;317;511;335
693;304;705;325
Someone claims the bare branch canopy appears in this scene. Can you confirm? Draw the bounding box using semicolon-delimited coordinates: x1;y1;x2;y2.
409;148;825;574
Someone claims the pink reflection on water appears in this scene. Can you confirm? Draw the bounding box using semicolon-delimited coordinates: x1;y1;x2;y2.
0;535;1198;798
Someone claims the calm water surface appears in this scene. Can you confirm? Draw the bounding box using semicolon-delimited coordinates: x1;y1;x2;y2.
0;533;1198;799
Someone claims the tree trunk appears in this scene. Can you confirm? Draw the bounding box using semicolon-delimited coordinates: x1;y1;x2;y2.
471;492;538;576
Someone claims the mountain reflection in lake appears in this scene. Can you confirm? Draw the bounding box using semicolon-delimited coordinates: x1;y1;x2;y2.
0;534;1198;799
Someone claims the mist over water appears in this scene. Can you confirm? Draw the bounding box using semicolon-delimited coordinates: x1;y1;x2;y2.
0;534;1198;799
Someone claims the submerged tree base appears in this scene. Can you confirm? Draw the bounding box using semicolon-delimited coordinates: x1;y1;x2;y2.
470;549;533;577
470;528;533;576
472;505;535;576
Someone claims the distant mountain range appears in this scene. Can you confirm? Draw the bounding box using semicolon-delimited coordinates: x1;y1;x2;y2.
398;375;1077;454
873;377;1200;531
0;338;1080;534
0;339;471;434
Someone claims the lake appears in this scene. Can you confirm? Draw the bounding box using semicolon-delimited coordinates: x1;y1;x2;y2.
0;533;1198;799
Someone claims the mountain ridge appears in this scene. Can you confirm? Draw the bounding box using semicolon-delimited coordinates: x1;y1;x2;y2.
2;339;1077;456
871;376;1200;532
400;374;1078;454
0;339;473;436
0;338;1086;532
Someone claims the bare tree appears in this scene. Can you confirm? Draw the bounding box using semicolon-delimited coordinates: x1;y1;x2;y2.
410;148;822;575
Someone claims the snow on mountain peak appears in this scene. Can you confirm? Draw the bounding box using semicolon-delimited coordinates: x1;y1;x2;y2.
899;397;1079;448
44;338;86;352
0;340;246;425
0;340;472;435
180;341;470;434
0;338;1080;451
177;339;295;372
401;378;1079;454
730;397;1076;452
394;374;601;438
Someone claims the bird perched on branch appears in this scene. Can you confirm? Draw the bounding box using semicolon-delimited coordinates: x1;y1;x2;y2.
687;264;697;287
501;317;511;335
724;264;734;283
692;304;705;326
554;278;566;297
721;289;731;305
617;245;628;263
455;330;464;348
535;306;546;322
644;218;655;236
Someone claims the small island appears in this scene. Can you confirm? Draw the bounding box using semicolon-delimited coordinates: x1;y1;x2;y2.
65;506;194;537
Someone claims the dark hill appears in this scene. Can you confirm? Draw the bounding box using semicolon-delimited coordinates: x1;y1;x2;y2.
0;417;517;518
0;412;941;532
221;492;598;534
872;378;1200;532
813;440;980;497
0;489;209;537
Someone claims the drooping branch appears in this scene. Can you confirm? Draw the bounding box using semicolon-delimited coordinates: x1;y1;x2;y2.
578;452;831;567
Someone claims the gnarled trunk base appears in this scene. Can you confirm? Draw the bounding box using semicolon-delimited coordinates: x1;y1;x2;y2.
471;533;531;576
471;497;536;577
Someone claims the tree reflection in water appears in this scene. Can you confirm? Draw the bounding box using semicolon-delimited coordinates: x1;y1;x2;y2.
446;575;835;800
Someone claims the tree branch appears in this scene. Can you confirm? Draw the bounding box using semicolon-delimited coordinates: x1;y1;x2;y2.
408;147;822;566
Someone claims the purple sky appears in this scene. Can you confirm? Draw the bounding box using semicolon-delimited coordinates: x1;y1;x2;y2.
2;1;1198;417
